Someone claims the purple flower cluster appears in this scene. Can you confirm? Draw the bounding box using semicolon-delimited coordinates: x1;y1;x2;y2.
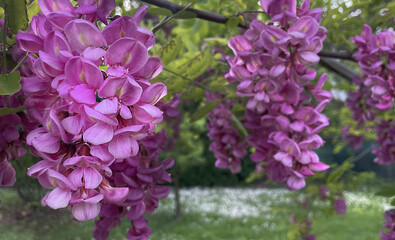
93;130;173;240
345;26;395;164
380;209;395;240
333;197;347;216
207;101;248;173
372;120;395;165
341;125;364;152
351;25;395;112
224;0;331;190
345;76;377;126
13;1;172;237
0;96;26;187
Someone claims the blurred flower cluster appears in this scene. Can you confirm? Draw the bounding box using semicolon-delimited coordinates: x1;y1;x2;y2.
222;0;331;190
3;0;174;239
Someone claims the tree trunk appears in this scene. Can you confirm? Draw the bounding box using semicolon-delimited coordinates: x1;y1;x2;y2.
173;169;181;221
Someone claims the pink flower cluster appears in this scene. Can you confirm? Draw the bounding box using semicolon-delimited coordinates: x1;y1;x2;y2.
351;25;395;111
93;130;173;240
13;1;172;237
0;96;26;187
224;0;331;190
372;120;395;165
345;26;395;164
207;101;248;173
380;209;395;240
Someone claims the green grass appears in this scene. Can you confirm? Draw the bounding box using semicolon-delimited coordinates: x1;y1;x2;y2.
0;188;389;240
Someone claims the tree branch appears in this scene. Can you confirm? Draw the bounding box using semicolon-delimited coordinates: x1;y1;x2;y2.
318;50;356;62
319;57;359;82
140;0;247;28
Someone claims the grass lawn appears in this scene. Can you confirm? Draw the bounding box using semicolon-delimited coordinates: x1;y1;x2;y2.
0;188;389;240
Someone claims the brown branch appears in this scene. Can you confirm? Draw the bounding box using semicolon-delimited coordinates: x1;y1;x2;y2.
318;50;356;62
140;0;247;28
319;57;359;82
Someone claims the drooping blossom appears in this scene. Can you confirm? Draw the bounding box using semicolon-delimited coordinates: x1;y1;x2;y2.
346;26;395;166
379;209;395;240
15;1;172;239
207;100;248;173
224;0;330;190
333;197;347;216
373;120;395;165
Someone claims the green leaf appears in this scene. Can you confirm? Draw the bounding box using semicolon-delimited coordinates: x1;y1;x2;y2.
180;49;212;79
175;11;197;19
27;0;40;20
232;114;248;137
147;7;173;16
391;198;395;206
190;101;220;122
3;0;28;34
160;37;183;65
0;106;24;116
326;161;354;183
0;71;21;95
376;186;395;197
179;0;208;3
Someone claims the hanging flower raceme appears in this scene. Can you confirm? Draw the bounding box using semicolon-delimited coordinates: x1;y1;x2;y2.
0;97;26;187
15;1;172;238
207;100;248;173
224;0;331;190
350;25;395;112
380;209;395;240
345;26;395;165
372;120;395;165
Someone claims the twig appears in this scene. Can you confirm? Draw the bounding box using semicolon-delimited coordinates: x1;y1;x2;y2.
351;146;372;164
319;57;359;82
163;67;213;93
2;6;8;74
152;2;194;33
141;0;247;28
10;52;29;74
318;50;356;62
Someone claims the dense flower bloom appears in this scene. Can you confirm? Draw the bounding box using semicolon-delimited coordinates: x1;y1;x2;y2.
351;25;395;111
0;98;26;188
341;125;364;152
373;120;395;165
207;101;248;173
225;0;330;190
379;209;395;240
333;197;347;216
15;1;172;239
347;26;395;165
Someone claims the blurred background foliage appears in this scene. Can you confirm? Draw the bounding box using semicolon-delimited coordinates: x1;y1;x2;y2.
0;0;394;199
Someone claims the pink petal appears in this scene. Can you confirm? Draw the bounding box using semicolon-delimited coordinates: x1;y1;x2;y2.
84;105;118;126
38;0;75;15
62;115;84;135
84;167;103;189
72;202;101;221
104;37;148;73
94;98;118;115
68;167;84;188
140;82;167;105
133;104;163;123
108;135;134;159
287;176;306;190
64;19;107;53
70;84;96;104
44;187;71;209
309;162;329;172
84;122;114;145
65;57;104;88
100;186;129;203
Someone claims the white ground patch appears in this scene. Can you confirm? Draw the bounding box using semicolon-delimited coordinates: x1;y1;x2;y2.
156;188;388;219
